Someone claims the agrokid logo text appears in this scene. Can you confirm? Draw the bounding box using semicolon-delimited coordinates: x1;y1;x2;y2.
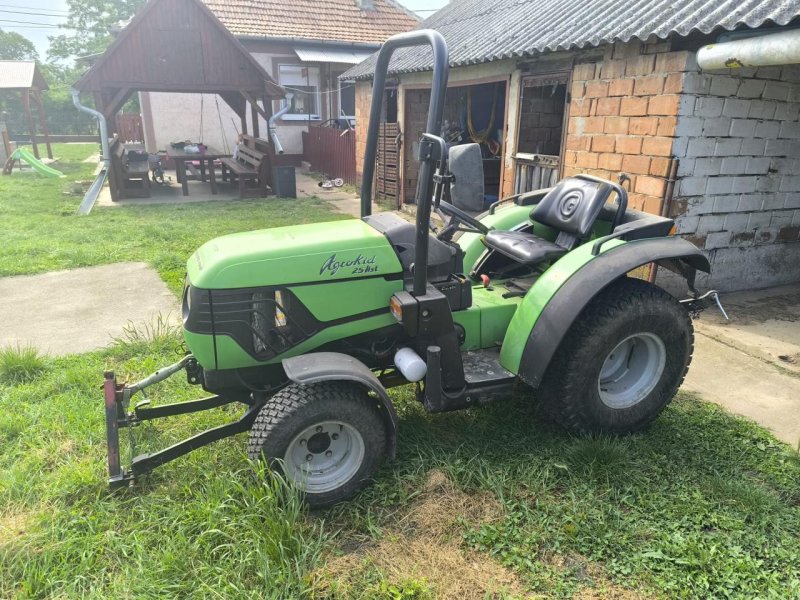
319;253;379;276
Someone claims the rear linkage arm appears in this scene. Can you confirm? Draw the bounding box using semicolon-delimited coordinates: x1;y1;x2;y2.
103;356;258;488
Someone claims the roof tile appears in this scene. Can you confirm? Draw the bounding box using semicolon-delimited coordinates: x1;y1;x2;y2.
201;0;419;44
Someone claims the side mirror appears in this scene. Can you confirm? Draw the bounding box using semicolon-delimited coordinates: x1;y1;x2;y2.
447;143;484;211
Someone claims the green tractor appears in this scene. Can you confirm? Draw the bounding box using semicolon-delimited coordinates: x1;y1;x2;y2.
104;30;722;507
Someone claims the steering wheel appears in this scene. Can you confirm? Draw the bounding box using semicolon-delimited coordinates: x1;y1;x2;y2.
435;200;490;240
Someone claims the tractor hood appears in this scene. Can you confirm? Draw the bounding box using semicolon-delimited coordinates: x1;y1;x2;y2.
186;219;402;289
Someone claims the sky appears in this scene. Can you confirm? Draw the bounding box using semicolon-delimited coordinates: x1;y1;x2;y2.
5;0;449;61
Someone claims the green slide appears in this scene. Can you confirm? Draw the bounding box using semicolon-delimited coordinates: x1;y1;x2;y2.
11;147;65;178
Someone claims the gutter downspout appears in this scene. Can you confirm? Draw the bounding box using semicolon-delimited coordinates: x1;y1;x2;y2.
268;93;292;154
697;29;800;70
71;88;109;215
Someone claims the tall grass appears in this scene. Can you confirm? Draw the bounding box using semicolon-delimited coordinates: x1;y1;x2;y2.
0;345;47;385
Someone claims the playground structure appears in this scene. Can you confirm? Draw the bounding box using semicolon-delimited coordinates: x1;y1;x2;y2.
0;61;53;161
3;147;64;177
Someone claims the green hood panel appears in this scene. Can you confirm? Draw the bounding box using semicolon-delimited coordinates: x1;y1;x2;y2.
187;219;402;289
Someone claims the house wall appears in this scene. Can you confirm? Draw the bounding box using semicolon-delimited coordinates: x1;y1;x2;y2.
354;37;800;292
667;63;800;291
143;42;355;157
564;40;688;214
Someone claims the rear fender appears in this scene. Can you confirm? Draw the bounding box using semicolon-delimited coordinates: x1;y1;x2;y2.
282;352;398;457
499;237;710;387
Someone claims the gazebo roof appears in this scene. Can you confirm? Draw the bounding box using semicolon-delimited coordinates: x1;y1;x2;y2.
0;61;48;91
74;0;282;97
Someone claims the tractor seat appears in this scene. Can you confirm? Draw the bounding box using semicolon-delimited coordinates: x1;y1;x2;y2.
483;230;567;264
483;177;613;266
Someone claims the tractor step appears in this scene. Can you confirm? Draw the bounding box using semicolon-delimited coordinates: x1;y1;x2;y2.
462;348;515;386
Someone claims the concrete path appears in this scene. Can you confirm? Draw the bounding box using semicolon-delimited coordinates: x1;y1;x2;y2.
295;170;365;217
0;263;179;356
683;283;800;446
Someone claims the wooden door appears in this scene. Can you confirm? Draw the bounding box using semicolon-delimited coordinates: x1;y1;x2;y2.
375;122;400;208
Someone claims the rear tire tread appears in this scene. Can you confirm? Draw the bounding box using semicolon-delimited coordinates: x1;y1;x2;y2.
538;277;693;434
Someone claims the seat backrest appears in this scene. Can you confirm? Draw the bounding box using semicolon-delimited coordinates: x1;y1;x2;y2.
530;177;612;248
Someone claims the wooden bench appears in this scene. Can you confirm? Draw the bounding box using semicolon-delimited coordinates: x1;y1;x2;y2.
220;135;273;198
109;137;150;200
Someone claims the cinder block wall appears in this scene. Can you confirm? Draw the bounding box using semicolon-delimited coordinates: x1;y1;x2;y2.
564;41;691;214
671;64;800;291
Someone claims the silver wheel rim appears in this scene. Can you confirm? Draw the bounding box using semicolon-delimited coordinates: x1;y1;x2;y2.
598;333;667;409
284;421;365;493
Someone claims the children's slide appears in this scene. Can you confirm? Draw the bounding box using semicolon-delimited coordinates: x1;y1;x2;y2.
4;147;65;177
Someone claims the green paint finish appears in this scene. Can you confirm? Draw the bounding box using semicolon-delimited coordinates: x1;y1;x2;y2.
186;218;402;289
499;238;627;373
452;303;482;350
475;286;522;348
289;277;402;322
452;285;522;351
183;330;216;368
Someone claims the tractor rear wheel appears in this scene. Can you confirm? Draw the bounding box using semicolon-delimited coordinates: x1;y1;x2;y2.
538;277;693;434
248;381;387;508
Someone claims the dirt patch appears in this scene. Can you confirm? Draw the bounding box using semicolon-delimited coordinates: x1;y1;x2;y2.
315;469;526;598
542;554;647;600
0;510;32;544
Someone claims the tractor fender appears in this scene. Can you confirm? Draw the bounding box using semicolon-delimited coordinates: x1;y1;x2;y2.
282;352;398;458
501;236;710;388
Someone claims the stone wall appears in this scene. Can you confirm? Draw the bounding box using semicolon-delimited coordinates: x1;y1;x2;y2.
670;63;800;290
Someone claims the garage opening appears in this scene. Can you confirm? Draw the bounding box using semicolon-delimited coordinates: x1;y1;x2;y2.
515;74;569;193
402;80;507;206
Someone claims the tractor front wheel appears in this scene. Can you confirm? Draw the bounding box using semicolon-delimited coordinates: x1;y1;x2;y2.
538;277;693;434
248;381;387;508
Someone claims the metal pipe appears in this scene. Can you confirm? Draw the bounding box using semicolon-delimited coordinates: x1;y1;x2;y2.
698;29;800;70
268;93;292;155
71;88;110;215
360;29;449;297
72;88;109;168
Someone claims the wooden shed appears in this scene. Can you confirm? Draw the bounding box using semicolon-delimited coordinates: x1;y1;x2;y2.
73;0;283;141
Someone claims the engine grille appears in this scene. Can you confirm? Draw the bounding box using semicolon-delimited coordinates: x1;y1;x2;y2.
183;285;319;361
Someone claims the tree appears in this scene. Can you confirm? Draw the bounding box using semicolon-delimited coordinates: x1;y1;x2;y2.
0;29;38;61
48;0;145;62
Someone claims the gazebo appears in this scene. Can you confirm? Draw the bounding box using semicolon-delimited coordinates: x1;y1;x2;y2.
73;0;283;146
0;61;52;160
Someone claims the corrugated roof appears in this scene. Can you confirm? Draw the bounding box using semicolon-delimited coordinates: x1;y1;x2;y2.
344;0;800;79
295;46;374;64
201;0;420;45
0;61;46;90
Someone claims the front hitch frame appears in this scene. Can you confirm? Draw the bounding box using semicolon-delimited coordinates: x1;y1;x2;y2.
103;356;261;488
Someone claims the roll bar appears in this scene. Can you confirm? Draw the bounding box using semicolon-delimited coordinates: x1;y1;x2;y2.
360;29;449;296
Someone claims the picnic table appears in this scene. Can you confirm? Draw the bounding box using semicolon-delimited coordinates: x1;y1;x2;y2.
166;146;229;196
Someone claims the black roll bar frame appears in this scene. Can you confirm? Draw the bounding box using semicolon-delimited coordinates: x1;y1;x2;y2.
359;30;450;297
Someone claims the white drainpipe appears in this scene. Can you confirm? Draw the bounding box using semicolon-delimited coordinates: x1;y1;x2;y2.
698;29;800;70
268;93;293;155
71;88;110;215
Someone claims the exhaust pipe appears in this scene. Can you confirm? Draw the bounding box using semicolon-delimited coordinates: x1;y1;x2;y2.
71;88;110;215
268;93;292;155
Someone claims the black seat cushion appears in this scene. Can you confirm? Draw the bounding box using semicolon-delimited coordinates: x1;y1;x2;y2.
483;230;567;265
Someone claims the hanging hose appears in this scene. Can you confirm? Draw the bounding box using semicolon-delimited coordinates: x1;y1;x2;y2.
466;83;498;145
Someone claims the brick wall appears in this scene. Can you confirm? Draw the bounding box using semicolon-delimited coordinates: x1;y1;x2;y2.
563;41;691;215
670;64;800;290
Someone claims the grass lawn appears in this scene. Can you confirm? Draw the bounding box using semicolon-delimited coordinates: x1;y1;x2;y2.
2;145;800;599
